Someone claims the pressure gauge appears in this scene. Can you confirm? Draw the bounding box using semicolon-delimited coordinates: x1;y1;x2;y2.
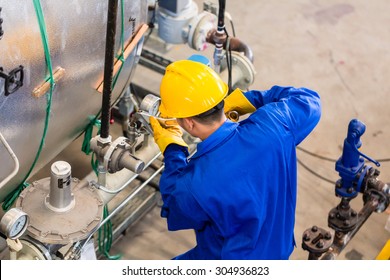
0;208;29;240
139;94;161;117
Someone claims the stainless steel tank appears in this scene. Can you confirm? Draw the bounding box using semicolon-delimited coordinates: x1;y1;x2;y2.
0;0;148;201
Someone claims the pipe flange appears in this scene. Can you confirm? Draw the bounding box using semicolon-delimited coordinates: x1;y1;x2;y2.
328;206;359;232
187;11;217;51
302;226;333;254
363;188;390;213
220;51;256;89
16;236;52;260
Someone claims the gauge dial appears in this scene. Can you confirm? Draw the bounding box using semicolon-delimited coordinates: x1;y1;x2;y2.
0;208;29;239
139;94;161;117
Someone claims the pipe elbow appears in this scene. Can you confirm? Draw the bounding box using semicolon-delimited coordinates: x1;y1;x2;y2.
228;37;254;63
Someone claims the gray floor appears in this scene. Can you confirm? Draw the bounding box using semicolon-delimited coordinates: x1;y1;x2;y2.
108;0;390;260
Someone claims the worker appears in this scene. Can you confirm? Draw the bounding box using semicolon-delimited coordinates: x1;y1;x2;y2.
149;59;321;260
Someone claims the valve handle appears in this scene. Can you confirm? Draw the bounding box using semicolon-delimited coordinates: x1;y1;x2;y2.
351;144;380;167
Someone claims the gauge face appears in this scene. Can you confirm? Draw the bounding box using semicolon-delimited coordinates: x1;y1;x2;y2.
149;100;160;116
9;215;28;239
0;208;29;239
139;94;161;117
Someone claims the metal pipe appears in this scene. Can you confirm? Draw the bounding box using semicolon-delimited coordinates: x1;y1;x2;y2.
206;29;254;63
69;165;165;258
320;198;378;260
0;132;20;188
84;140;161;204
228;37;254;63
94;151;161;194
100;0;119;139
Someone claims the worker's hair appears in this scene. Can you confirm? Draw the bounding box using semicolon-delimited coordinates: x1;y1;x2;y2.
191;100;225;125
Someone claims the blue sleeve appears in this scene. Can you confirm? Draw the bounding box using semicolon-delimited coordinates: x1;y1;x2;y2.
159;145;209;231
244;86;321;144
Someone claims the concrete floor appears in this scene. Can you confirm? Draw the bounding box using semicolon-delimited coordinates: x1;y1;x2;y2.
2;0;389;260
108;0;390;260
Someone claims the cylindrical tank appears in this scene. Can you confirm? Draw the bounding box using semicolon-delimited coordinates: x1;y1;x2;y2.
0;0;148;201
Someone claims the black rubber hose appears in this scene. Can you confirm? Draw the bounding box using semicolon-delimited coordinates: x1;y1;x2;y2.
218;0;226;32
100;0;119;139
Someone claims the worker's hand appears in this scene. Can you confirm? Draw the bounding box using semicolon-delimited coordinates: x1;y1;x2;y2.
224;88;256;121
150;116;188;154
157;113;178;128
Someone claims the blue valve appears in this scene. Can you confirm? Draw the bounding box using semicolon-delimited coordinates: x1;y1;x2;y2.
335;119;380;197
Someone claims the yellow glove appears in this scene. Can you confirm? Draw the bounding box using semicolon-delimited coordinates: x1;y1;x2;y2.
150;116;188;154
224;88;256;121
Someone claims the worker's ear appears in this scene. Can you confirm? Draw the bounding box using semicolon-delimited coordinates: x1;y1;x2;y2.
182;117;195;131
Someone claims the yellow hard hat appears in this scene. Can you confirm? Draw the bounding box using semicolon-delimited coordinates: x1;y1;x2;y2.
159;60;228;118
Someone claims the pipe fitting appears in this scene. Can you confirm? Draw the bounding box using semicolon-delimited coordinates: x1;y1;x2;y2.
206;28;254;63
90;136;145;174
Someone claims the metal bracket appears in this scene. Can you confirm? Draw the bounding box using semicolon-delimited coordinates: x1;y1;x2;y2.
0;65;24;96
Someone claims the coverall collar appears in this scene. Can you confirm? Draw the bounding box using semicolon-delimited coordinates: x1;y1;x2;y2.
191;120;238;159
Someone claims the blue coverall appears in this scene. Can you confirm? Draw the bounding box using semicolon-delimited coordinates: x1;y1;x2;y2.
159;86;321;259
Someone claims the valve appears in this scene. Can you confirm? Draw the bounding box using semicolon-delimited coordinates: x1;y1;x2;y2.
335;119;380;198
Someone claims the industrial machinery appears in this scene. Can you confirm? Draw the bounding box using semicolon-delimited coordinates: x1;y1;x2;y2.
302;119;390;260
0;0;256;260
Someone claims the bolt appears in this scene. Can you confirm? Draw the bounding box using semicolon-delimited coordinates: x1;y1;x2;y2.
351;210;357;217
311;226;318;232
344;220;350;226
316;241;324;249
325;232;332;240
329;213;335;219
303;233;311;242
347;187;354;194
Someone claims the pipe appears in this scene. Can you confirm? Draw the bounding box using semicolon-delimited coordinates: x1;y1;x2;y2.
206;29;254;63
67;165;165;259
92;151;161;195
212;0;227;72
217;0;226;31
85;140;161;204
319;198;378;260
228;37;254;63
0;132;20;188
100;0;119;139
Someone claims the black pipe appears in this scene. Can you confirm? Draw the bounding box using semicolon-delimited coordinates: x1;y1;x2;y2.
100;0;119;139
319;199;378;260
218;0;226;31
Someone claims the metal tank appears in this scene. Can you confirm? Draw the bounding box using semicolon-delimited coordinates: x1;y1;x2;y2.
0;0;148;201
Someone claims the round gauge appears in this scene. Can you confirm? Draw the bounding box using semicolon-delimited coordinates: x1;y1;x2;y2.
0;208;29;240
139;94;161;117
